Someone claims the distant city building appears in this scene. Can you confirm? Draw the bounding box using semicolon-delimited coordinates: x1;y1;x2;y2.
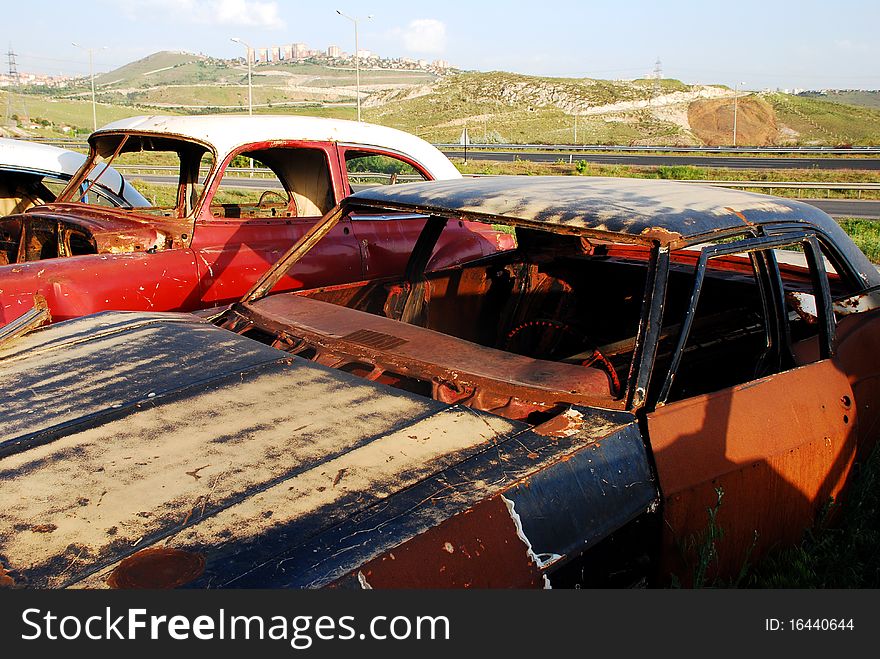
226;41;455;73
0;72;72;88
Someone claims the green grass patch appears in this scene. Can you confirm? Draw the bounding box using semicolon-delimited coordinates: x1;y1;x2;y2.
747;443;880;587
836;218;880;263
768;92;880;146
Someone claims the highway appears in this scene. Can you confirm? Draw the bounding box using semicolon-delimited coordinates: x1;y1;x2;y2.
134;174;880;219
441;150;880;171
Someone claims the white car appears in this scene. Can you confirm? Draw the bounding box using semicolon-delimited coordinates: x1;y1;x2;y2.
0;137;148;216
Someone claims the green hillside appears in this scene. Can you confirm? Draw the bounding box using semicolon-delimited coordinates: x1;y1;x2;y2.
767;92;880;145
5;51;880;146
364;71;696;144
94;51;210;87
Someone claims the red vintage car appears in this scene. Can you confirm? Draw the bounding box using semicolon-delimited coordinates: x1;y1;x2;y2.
0;115;511;323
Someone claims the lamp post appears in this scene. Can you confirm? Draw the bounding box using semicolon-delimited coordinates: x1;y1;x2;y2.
230;37;253;116
336;10;372;121
72;42;106;132
732;81;746;147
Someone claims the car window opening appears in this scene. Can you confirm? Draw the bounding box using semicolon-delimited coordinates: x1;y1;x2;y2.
210;146;333;219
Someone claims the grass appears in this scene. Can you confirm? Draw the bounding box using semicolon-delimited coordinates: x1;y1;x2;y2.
747;444;880;587
0;90;147;136
362;70;695;144
836;219;880;262
767;92;880;145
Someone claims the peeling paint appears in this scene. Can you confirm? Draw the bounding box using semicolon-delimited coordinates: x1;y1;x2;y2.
500;495;552;588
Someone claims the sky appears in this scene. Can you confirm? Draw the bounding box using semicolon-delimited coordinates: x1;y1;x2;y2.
4;0;880;90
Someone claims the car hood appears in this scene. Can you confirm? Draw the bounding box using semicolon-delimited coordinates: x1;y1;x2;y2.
2;203;186;253
0;312;656;589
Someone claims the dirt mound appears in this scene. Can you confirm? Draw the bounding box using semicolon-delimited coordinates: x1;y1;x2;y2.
688;96;778;146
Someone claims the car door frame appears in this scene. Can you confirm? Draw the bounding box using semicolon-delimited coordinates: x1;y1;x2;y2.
639;231;858;580
190;139;361;305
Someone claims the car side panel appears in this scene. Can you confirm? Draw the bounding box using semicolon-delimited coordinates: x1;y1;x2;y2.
646;360;856;582
191;217;362;305
0;249;201;324
833;307;880;461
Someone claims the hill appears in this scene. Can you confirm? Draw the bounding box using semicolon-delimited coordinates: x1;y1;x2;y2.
7;52;880;145
363;71;725;144
70;51;437;111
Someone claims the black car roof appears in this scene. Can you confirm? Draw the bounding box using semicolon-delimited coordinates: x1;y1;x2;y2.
349;176;843;246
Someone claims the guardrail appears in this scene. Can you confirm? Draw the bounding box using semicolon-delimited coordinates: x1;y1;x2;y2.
115;166;880;196
436;144;880;155
25;137;880;155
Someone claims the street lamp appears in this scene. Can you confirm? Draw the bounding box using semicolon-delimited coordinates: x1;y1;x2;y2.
72;42;107;132
230;37;253;116
336;10;372;121
732;81;746;148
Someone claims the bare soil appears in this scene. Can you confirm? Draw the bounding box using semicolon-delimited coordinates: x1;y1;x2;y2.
688;96;779;146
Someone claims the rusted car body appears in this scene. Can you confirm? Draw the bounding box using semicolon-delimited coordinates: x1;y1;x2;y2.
3;175;879;588
0;116;510;324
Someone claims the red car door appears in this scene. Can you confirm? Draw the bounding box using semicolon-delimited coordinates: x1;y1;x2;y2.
192;142;362;306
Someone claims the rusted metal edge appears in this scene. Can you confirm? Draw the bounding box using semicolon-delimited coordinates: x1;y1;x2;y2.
215;411;655;588
0;295;51;350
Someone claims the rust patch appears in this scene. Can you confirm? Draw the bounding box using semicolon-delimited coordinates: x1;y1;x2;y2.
0;563;14;588
639;226;682;244
724;207;750;223
533;408;585;438
106;547;205;589
648;360;857;579
340;496;545;588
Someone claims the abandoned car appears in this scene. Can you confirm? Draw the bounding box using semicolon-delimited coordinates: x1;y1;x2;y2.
0;137;148;216
0;115;510;324
2;175;879;588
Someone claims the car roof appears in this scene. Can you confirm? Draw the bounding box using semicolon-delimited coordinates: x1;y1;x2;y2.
93;114;462;180
0;137;148;206
347;175;842;245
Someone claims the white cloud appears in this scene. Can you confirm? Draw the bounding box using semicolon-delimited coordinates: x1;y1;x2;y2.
834;39;872;54
401;19;447;54
118;0;285;29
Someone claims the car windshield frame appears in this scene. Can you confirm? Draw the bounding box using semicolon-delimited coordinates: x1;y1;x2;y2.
56;131;218;219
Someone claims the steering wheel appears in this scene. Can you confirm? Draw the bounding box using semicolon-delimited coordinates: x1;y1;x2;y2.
504;319;621;398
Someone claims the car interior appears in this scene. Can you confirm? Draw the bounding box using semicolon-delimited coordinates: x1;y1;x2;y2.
224;214;842;424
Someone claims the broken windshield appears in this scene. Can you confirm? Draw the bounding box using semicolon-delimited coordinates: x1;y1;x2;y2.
58;133;216;218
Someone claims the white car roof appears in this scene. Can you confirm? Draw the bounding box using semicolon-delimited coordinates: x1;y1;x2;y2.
94;115;462;180
0;137;149;207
